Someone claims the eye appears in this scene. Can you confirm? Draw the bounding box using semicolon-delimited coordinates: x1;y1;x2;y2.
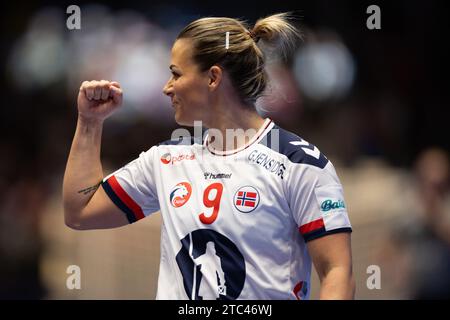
171;71;180;79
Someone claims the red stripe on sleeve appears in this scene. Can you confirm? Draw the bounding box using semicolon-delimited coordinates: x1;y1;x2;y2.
293;281;304;300
299;218;325;235
107;175;145;221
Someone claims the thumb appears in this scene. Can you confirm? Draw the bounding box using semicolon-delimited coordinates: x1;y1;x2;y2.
109;85;123;104
110;81;121;89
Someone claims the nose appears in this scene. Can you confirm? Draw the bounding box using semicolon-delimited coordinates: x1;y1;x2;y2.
163;79;174;97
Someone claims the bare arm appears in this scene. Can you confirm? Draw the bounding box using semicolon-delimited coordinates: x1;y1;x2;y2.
307;232;355;299
63;80;129;230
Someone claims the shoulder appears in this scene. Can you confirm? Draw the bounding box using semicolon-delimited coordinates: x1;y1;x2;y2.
259;125;329;169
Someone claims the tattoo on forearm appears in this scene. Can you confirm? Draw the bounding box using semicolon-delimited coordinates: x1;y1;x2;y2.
77;182;101;195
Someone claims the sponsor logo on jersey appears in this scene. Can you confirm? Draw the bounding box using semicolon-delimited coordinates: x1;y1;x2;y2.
320;199;346;212
161;153;171;164
161;152;196;165
204;172;232;180
233;186;260;213
170;182;192;207
247;150;286;179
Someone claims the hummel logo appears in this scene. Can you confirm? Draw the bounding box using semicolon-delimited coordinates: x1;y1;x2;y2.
204;172;232;180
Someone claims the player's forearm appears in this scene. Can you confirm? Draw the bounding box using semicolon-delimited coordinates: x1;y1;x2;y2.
63;116;104;224
319;266;355;299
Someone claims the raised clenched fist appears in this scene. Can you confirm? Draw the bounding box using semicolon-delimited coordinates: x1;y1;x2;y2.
77;80;123;121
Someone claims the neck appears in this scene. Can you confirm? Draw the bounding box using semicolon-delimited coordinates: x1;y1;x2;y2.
204;98;266;152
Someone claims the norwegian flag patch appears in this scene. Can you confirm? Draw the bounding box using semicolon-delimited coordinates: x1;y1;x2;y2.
233;186;260;213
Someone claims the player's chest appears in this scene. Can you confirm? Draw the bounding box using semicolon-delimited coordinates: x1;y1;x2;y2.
156;154;287;225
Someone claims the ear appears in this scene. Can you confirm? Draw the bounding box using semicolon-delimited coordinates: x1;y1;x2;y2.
207;65;223;91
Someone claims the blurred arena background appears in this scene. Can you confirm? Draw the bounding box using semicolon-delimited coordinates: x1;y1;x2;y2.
1;0;448;299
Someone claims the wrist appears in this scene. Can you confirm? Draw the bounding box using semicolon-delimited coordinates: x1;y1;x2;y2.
78;113;105;127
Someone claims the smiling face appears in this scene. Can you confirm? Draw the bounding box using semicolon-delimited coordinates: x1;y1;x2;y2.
163;39;210;126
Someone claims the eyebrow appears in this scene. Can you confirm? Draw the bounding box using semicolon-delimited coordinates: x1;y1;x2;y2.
169;64;179;71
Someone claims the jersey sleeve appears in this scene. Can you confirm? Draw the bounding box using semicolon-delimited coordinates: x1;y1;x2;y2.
287;161;352;242
101;146;160;223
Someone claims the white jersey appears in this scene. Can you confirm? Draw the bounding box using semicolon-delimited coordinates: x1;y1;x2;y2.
102;118;352;300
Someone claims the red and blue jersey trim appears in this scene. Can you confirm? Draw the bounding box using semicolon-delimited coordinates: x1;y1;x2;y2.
102;175;145;223
299;218;352;242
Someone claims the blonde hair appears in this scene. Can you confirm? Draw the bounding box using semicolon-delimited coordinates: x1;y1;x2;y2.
177;12;302;104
